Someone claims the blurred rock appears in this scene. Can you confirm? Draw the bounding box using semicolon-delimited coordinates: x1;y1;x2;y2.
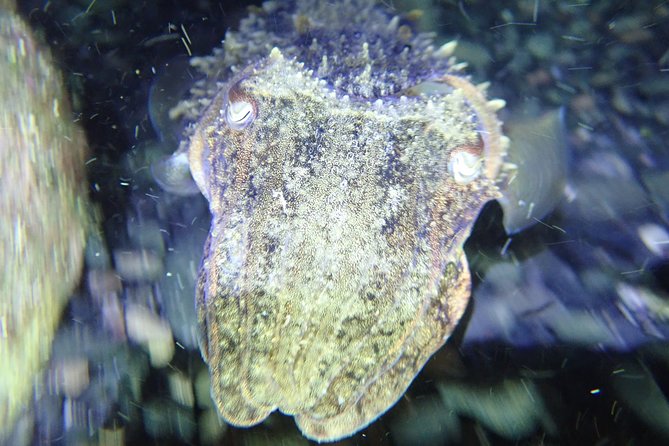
642;170;669;218
465;250;661;350
609;14;653;43
100;293;127;340
156;220;207;349
194;366;214;410
612;87;636;116
0;0;92;440
125;304;175;367
113;249;164;283
143;399;196;442
48;357;90;398
241;429;309;446
51;324;120;362
82;344;149;430
87;269;123;302
526;33;555;60
62;397;89;441
168;371;195;408
611;359;669;439
390;397;459;445
436;379;555;440
638;224;669;258
568;177;649;222
126;218;165;256
34;393;62;444
98;427;125;446
616;282;669;338
452;39;492;74
199;409;227;445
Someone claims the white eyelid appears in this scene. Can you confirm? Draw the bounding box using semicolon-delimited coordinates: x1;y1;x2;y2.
449;150;482;184
226;100;255;129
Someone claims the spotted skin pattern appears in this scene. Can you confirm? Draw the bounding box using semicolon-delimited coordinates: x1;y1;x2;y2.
182;1;507;441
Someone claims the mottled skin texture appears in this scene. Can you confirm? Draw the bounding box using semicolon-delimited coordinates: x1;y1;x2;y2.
183;1;506;441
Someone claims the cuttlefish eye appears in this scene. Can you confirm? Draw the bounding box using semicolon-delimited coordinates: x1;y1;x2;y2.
226;100;255;128
448;148;482;184
225;85;256;130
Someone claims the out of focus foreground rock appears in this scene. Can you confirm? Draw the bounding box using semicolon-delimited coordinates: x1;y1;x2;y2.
0;0;91;440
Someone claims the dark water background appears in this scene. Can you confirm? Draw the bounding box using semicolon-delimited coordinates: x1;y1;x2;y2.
13;0;669;444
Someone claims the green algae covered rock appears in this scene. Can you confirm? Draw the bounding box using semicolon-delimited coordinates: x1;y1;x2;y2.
0;0;91;439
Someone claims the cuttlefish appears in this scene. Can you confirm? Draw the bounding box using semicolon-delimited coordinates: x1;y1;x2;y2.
152;0;562;441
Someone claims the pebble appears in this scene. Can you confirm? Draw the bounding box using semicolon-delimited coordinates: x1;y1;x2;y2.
62;397;87;433
124;304;175;367
390;397;458;444
526;33;554;60
525;68;553;87
590;69;618;88
578;151;635;180
452;39;492;74
194;366;214;410
199;409;227;446
142;399;196;441
638;75;669;97
436;379;555;439
544;305;615;346
611;360;669;439
48;358;89;398
123;284;156;307
653;101;669;126
465;249;658;350
638;223;669;258
616;282;669;331
611;87;635;116
642;170;669;216
609;14;653;43
34;393;63;443
100;293;127;340
126;218;165;256
50;325;118;363
113;249;164;283
242;428;309;446
168;372;195;408
156;225;205;349
87;269;122;302
569;177;649;222
98;427;125;446
121;349;150;403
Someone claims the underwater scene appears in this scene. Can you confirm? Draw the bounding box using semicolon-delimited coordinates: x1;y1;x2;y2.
1;0;669;444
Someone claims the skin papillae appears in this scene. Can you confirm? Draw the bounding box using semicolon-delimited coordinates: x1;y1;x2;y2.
0;0;90;439
183;0;507;441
